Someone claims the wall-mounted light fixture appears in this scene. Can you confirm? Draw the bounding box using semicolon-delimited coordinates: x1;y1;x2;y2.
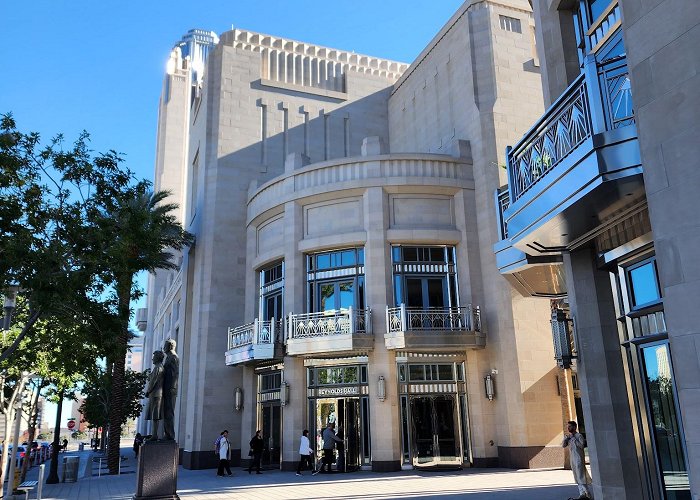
484;374;495;401
280;381;289;406
377;376;386;402
234;387;243;411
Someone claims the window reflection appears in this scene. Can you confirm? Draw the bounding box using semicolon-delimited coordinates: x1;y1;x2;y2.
629;261;660;307
641;344;690;499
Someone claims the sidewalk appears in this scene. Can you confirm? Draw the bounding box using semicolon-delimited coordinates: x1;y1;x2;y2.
26;447;581;499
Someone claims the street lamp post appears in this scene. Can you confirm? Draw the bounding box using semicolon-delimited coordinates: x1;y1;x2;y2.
2;287;18;343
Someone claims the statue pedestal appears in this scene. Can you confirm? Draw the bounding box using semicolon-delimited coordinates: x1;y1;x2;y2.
134;440;179;500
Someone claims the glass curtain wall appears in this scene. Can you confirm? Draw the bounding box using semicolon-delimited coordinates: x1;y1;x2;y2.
613;252;690;499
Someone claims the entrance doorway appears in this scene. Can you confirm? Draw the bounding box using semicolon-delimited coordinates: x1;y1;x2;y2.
260;403;281;468
315;398;361;472
410;395;461;468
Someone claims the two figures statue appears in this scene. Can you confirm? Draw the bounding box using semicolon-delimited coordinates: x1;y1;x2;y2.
145;339;179;441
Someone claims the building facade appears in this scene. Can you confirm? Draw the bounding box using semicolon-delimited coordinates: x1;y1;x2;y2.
141;0;575;474
494;0;699;498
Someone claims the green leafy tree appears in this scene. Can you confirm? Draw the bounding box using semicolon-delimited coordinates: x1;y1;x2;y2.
80;365;148;433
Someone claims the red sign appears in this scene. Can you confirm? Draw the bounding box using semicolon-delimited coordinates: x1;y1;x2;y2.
67;420;76;430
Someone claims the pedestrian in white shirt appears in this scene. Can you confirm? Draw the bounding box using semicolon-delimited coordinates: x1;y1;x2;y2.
563;421;591;499
216;430;233;477
296;429;314;476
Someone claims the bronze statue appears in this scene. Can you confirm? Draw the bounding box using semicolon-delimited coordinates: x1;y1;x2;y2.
145;350;165;440
162;339;179;441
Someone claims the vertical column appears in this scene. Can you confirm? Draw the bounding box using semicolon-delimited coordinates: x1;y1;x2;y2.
363;186;401;472
257;99;268;167
239;367;256;467
563;248;643;499
322;111;330;161
281;200;305;470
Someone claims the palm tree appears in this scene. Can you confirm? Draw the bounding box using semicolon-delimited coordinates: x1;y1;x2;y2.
98;184;193;474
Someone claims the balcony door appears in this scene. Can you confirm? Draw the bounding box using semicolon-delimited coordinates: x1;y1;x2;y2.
317;279;355;312
263;292;282;321
405;277;447;309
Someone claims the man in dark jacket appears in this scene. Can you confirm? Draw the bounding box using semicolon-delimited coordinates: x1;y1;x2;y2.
248;430;264;474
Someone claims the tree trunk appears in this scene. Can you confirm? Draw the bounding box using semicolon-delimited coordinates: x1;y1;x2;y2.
106;277;132;474
20;382;42;482
46;388;65;484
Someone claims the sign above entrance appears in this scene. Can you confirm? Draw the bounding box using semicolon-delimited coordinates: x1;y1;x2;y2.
317;386;360;397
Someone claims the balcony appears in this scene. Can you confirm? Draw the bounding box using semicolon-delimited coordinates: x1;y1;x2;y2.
494;55;642;295
286;308;373;356
384;305;485;350
225;319;284;366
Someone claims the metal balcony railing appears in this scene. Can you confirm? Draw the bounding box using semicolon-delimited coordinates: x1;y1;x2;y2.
386;304;482;334
495;187;510;240
506;54;634;204
227;318;283;350
288;308;371;340
507;73;592;202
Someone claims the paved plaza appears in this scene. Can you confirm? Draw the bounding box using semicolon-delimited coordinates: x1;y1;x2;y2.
18;447;582;500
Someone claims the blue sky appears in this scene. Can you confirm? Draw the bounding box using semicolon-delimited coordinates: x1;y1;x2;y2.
1;0;464;427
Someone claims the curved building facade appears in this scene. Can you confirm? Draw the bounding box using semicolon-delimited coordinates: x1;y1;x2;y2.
142;0;568;473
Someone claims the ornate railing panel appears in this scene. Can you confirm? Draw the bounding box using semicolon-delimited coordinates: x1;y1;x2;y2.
228;318;282;349
386;305;482;333
508;74;592;201
228;322;255;349
288;308;370;339
496;188;510;239
587;1;621;53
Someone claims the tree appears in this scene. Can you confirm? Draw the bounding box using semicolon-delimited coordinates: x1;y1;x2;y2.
80;365;148;434
0;113;133;365
94;186;192;473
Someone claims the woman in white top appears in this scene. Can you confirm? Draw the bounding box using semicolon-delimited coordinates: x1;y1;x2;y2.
296;429;314;475
217;430;233;477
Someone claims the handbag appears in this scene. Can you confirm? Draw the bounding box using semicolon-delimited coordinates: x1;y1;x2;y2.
248;448;253;457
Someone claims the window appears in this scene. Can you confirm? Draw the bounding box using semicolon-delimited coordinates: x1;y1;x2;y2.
392;246;459;308
407;364;456;382
627;259;661;309
306;248;364;313
499;15;522;33
260;372;282;392
260;261;284;321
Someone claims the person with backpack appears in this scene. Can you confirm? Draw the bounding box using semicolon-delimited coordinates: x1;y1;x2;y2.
215;430;233;477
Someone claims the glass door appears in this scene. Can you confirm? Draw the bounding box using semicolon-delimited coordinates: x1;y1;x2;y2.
410;395;461;468
315;397;362;472
260;403;281;468
640;343;690;499
263;292;282;321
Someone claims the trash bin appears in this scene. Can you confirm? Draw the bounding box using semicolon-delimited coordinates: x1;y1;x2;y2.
62;456;80;483
79;442;84;451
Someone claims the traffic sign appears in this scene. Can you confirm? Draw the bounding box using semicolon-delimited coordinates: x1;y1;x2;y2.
67;420;76;430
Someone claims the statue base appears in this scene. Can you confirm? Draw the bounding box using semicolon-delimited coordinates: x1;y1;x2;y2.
133;440;179;500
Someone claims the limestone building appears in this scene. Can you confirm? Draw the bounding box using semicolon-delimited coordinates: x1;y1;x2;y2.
494;0;699;497
141;1;569;473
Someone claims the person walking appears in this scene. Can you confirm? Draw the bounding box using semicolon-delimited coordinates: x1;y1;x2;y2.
562;421;592;499
133;433;144;459
317;422;343;473
248;430;264;474
216;430;233;477
296;429;314;476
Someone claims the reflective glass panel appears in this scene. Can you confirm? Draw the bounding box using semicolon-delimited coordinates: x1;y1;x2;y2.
630;262;660;307
320;284;336;311
642;344;690;499
339;281;354;310
409;365;425;381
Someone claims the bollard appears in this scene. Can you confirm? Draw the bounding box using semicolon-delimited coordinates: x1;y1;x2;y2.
37;463;45;500
98;457;103;478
